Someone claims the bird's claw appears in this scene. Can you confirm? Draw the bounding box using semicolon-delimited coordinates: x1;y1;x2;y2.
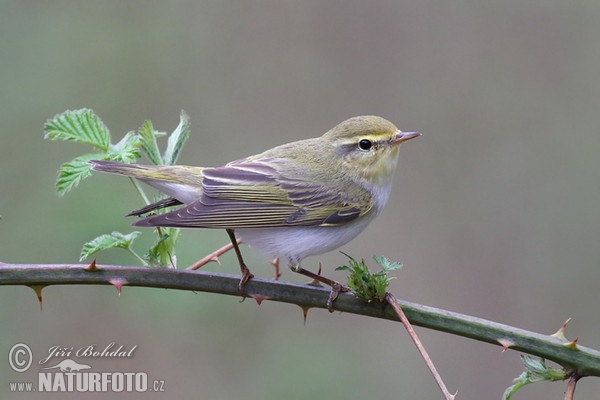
326;281;350;312
238;266;254;295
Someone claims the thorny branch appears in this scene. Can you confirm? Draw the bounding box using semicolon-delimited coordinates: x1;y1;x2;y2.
1;261;599;398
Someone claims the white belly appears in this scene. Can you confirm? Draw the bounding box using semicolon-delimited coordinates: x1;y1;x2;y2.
236;212;376;267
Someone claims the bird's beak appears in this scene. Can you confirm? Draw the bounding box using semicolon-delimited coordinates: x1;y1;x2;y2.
390;131;421;145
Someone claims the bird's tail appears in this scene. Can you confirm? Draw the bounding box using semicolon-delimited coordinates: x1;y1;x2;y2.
91;160;176;180
89;160;205;204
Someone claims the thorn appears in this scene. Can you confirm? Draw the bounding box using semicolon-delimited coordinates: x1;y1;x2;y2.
551;318;572;340
306;278;323;287
563;337;580;350
249;293;270;306
108;278;128;296
306;263;324;286
300;305;311;325
84;258;100;271
29;285;46;311
497;338;515;352
271;257;281;280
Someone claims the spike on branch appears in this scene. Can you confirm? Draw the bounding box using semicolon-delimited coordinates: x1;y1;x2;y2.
108;278;128;296
300;305;311;325
271;257;281;280
497;338;515;352
249;293;270;306
306;263;324;287
84;258;100;271
28;285;46;310
551;318;572;340
563;338;580;350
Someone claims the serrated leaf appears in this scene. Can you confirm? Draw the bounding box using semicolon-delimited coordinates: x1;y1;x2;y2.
373;255;404;272
502;356;568;400
80;231;141;261
163;111;190;165
56;153;105;196
338;252;399;303
44;109;110;151
108;131;142;163
137;120;165;165
502;371;532;400
339;251;358;266
143;246;161;267
144;228;179;267
522;356;566;381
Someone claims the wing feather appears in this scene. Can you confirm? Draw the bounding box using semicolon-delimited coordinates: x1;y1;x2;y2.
134;159;373;229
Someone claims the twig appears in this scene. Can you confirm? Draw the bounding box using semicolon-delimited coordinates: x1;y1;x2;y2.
564;374;580;400
187;241;237;270
386;292;456;400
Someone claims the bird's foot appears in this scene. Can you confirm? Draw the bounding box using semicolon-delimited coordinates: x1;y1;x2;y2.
238;263;254;295
291;264;349;312
326;281;350;312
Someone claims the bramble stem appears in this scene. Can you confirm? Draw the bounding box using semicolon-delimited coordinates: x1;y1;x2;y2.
1;262;599;380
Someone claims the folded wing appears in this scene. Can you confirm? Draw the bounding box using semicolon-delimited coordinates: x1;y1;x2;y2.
134;158;373;229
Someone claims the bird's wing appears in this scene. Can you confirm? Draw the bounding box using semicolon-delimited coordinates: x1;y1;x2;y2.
134;158;373;229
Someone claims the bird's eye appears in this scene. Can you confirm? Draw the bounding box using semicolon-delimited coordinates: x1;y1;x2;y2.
358;139;373;151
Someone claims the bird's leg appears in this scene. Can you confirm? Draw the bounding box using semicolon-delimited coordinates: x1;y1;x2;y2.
186;239;240;270
289;263;349;312
188;237;279;281
226;229;254;293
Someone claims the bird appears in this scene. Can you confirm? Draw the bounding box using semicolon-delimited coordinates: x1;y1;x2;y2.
90;115;420;310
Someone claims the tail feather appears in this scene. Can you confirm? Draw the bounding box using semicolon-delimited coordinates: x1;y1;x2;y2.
89;160;163;180
89;160;205;204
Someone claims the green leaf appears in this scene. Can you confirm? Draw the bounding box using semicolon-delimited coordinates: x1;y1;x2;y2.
521;356;566;381
144;227;179;267
56;153;105;196
163;111;190;165
502;356;568;400
80;231;142;261
137;120;165;165
337;253;404;303
373;255;403;272
108;131;142;163
502;371;532;400
44;109;110;151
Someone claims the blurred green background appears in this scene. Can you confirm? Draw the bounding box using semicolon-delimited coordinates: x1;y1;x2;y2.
1;1;599;399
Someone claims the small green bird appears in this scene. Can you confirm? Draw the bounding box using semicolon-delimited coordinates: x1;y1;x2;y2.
90;115;420;308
